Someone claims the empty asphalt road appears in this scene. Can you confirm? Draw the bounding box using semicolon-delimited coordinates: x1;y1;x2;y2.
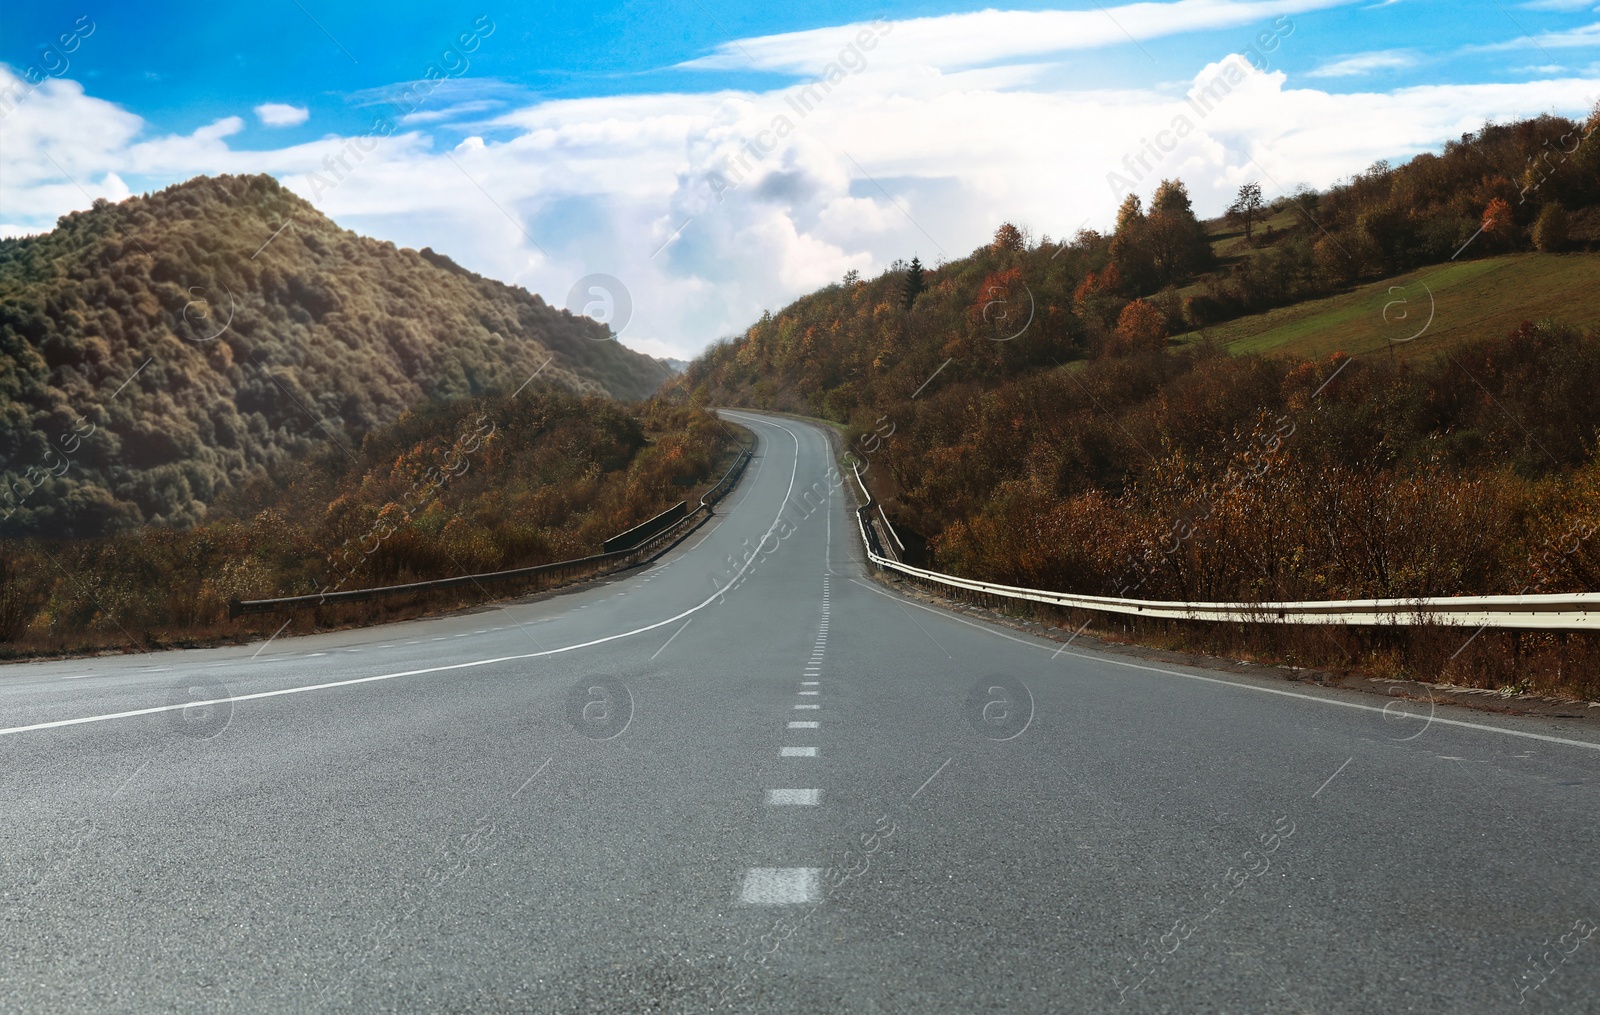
2;410;1597;1013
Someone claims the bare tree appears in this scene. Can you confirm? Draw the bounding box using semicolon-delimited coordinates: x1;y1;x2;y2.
1228;182;1265;239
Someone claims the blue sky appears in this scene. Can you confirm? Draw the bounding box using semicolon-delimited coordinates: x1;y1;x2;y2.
4;1;1589;136
3;0;1598;357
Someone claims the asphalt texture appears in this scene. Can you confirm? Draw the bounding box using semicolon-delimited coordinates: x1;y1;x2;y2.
2;410;1598;1014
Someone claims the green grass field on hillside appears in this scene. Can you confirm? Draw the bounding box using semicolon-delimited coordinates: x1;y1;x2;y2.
1172;253;1600;362
1204;206;1303;264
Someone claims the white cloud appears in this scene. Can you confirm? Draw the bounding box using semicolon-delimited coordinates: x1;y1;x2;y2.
1518;0;1595;11
401;99;501;125
680;0;1358;73
0;68;143;231
254;102;309;127
1307;49;1418;76
1475;20;1600;50
3;32;1599;360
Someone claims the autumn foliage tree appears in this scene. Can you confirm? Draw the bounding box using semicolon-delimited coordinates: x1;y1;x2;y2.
1483;196;1514;229
1146;179;1214;284
970;268;1028;338
991;222;1025;253
1110;298;1168;354
1480;196;1517;251
1533;203;1569;252
1072;262;1126;333
1109;194;1158;294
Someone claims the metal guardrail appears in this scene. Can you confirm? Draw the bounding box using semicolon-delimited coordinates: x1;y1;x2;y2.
701;437;753;510
230;439;754;619
604;501;688;553
848;464;1600;632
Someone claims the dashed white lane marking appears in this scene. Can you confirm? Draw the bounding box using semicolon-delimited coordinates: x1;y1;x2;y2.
766;789;822;806
801;681;819;686
798;690;819;695
794;704;820;710
309;652;327;657
788;721;819;729
740;868;820;904
62;675;90;680
782;747;817;757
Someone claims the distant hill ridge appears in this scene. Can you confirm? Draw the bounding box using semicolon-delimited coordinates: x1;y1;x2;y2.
0;173;669;536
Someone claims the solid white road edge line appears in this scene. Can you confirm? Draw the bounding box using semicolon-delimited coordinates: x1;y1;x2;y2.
0;418;807;739
843;577;1600;753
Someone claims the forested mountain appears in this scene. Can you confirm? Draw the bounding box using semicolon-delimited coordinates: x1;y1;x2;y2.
685;109;1600;653
0;174;670;537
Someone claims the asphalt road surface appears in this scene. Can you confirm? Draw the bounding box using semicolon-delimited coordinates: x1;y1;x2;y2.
2;410;1598;1013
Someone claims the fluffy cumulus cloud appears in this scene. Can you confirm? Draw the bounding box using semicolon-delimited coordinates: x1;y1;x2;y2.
254;102;310;126
2;6;1599;359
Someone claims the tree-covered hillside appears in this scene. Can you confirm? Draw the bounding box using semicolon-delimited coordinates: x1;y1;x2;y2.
687;110;1599;421
0;388;731;655
0;173;669;537
683;110;1600;697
